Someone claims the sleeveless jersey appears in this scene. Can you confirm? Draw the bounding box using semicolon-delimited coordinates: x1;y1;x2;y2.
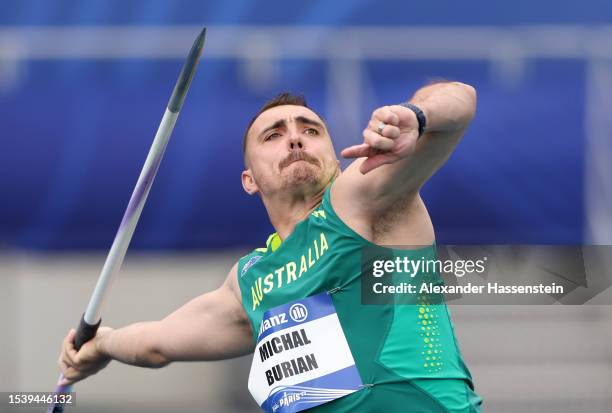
237;184;482;412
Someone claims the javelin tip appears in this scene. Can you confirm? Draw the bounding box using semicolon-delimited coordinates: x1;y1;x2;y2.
196;27;207;48
167;27;206;113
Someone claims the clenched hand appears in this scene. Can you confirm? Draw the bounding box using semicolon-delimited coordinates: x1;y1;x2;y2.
341;105;420;174
58;327;113;386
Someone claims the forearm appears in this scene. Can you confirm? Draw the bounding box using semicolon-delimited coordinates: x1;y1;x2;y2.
384;81;476;189
410;81;477;134
96;321;168;368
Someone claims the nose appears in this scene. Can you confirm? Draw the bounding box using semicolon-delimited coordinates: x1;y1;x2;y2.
288;132;304;151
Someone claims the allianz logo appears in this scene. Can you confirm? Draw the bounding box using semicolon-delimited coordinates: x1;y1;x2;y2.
259;313;288;336
259;303;310;337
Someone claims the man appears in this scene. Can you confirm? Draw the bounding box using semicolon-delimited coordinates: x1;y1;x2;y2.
59;81;481;412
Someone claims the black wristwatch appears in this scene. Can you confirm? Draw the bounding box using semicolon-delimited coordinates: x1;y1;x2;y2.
399;102;427;138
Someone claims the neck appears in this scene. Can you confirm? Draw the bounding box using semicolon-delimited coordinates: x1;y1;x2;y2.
262;184;328;240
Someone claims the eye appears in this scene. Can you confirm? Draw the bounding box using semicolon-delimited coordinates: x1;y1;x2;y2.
304;128;319;136
264;132;280;142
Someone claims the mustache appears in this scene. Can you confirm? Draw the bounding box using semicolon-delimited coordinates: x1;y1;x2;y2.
279;150;319;170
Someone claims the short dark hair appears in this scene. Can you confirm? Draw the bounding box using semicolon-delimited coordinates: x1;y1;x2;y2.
242;92;323;154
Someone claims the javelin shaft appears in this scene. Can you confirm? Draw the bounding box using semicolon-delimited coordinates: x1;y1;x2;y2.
85;27;206;325
48;27;206;413
84;107;177;324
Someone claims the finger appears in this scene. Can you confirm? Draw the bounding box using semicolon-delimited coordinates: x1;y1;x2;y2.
61;366;81;383
368;120;400;139
61;351;77;371
360;153;396;174
62;372;84;386
373;106;400;126
363;129;394;151
63;330;77;362
58;363;86;385
341;143;371;159
75;341;96;363
58;359;70;376
63;329;80;366
63;328;75;349
383;124;400;139
392;104;419;125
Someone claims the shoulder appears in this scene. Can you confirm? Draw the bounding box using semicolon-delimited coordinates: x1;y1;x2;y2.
328;166;379;242
223;261;241;302
236;232;281;278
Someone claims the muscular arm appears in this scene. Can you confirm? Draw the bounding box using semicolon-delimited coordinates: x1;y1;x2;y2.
149;262;254;362
332;81;476;243
59;263;254;384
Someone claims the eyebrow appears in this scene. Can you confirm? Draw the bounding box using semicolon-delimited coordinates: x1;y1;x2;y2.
258;116;325;141
295;116;324;130
259;119;286;140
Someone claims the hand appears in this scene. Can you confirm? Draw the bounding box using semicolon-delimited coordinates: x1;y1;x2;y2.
341;105;420;174
58;327;113;386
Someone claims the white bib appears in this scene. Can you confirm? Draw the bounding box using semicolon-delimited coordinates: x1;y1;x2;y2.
248;292;363;413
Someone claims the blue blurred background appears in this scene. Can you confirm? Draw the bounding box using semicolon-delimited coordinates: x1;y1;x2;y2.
2;0;610;251
1;2;612;412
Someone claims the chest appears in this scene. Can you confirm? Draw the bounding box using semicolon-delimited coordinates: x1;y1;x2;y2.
244;229;332;312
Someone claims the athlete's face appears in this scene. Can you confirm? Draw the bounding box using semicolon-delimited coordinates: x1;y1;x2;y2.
242;105;339;197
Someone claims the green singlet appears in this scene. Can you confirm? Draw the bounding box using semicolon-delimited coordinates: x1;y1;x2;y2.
237;184;483;412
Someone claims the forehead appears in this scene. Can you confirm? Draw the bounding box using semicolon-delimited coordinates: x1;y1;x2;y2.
250;105;324;137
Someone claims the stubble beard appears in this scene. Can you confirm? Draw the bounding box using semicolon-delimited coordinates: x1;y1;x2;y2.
283;161;320;190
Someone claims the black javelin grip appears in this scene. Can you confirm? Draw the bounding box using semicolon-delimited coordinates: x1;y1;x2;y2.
167;27;206;113
74;313;102;351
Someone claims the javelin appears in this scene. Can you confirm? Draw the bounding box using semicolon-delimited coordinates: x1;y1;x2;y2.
48;27;206;413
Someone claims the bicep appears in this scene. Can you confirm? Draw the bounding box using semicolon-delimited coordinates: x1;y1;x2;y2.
154;263;254;362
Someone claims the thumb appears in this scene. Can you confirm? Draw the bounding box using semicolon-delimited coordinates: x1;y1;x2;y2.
341;143;370;159
360;153;395;174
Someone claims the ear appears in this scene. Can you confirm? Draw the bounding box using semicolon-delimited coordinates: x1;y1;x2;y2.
241;169;259;195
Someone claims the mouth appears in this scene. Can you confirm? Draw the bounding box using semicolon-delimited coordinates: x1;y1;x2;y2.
286;159;307;167
280;151;319;170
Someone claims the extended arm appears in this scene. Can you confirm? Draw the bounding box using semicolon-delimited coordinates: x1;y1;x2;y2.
59;263;253;384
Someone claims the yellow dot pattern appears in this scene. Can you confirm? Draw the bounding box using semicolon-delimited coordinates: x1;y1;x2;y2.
417;295;443;373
